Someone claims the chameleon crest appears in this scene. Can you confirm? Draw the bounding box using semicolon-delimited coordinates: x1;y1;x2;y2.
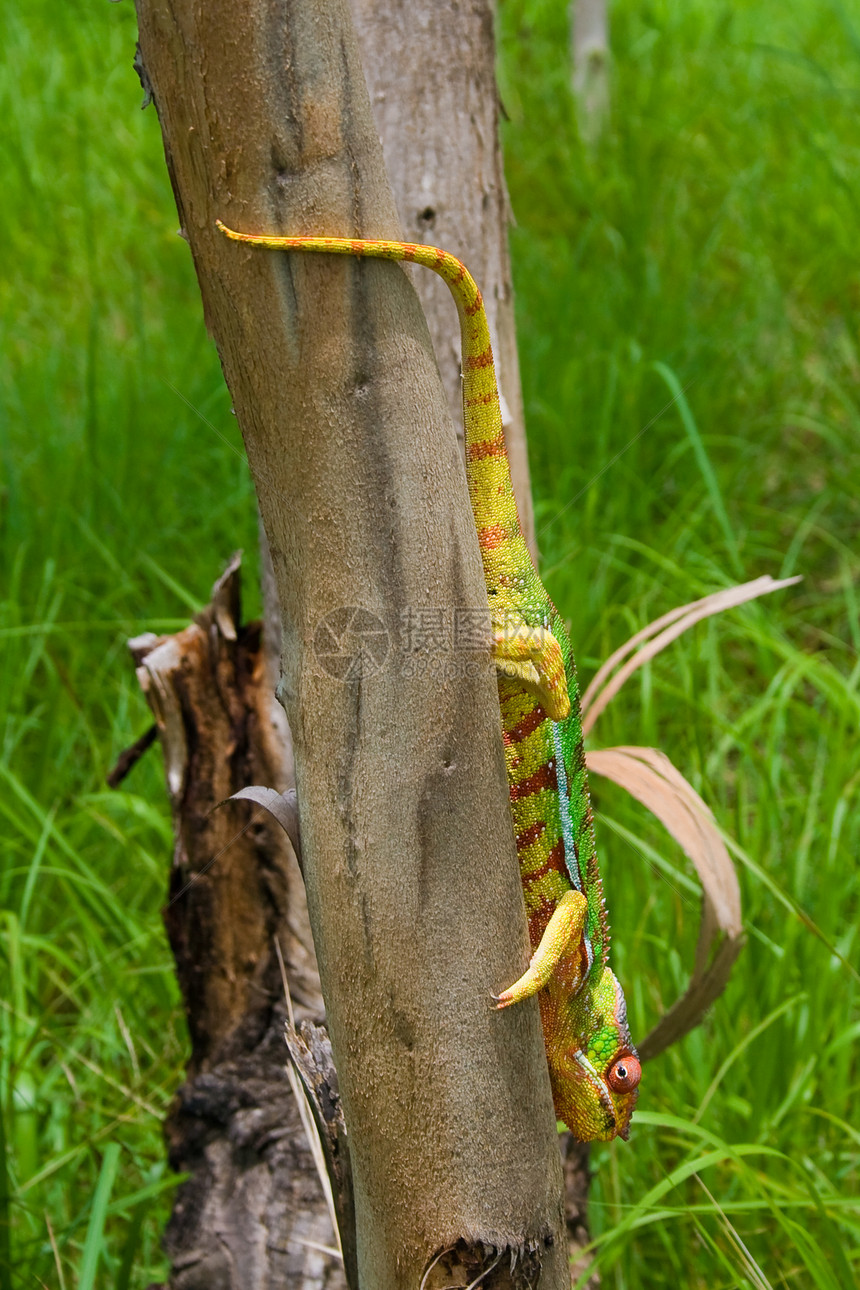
217;219;640;1141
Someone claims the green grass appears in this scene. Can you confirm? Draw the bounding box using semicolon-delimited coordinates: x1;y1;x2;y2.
1;0;859;1285
500;1;860;1284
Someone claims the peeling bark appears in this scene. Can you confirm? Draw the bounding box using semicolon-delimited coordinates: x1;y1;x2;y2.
131;559;346;1288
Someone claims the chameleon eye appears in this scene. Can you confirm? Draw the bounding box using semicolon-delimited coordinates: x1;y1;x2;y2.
607;1054;641;1094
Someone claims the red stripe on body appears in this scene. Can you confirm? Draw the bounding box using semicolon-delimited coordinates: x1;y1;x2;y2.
466;347;495;370
467;436;507;463
477;523;509;551
515;820;546;851
521;839;567;888
509;762;558;801
507;705;548;743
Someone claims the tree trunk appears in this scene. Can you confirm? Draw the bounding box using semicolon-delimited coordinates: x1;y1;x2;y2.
351;0;592;1260
571;0;610;144
354;0;590;1266
352;0;537;557
133;0;569;1286
260;0;538;671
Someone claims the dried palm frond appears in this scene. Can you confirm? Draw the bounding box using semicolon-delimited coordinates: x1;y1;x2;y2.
584;576;800;1057
581;575;801;735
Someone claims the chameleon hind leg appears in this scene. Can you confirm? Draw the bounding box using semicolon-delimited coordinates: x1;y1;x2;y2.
493;889;587;1008
492;614;570;722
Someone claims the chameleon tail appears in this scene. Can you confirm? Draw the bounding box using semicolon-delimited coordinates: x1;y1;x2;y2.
215;223;532;593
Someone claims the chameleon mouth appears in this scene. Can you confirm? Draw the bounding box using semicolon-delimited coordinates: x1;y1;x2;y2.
572;1049;617;1134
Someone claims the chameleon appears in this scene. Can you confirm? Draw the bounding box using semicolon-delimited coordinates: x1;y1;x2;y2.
217;219;641;1141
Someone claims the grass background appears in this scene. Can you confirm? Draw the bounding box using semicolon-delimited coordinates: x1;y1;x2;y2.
1;0;859;1285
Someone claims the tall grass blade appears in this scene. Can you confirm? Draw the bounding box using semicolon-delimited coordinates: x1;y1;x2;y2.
113;1201;147;1290
77;1142;120;1290
0;1091;10;1290
651;360;742;574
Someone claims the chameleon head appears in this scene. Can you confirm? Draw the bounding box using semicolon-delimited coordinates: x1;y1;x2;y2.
544;967;640;1142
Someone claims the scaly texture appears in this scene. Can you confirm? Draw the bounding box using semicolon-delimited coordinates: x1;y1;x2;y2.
217;222;641;1141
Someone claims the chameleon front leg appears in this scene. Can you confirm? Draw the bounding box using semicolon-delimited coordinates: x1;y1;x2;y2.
491;614;571;722
493;889;587;1008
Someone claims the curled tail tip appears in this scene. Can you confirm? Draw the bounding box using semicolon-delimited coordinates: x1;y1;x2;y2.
216;219;243;241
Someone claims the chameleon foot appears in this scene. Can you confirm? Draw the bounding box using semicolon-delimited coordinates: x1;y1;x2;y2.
492;615;570;722
493;890;587;1007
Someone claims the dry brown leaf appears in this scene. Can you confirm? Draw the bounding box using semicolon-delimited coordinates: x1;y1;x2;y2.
580;575;801;735
221;785;302;863
587;745;745;1060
